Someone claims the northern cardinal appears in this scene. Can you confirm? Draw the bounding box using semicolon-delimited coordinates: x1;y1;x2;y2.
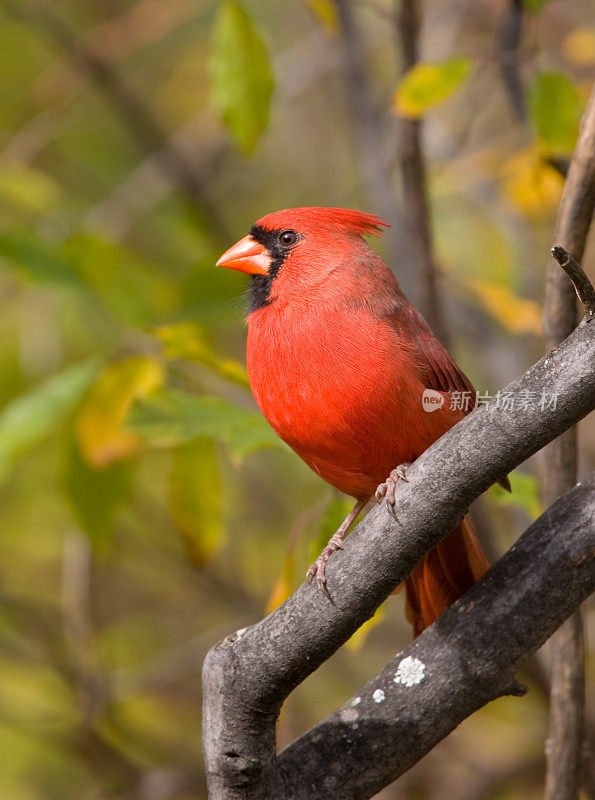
217;207;507;636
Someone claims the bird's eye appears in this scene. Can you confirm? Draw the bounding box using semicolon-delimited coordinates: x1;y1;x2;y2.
278;230;298;247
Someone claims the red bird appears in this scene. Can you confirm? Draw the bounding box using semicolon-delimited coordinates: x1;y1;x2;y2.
217;207;503;636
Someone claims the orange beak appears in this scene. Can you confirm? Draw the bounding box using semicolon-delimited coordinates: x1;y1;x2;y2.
216;235;270;276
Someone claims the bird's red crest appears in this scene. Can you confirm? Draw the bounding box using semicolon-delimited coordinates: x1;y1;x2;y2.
254;207;390;237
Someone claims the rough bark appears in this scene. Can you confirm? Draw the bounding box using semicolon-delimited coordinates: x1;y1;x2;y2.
278;478;594;799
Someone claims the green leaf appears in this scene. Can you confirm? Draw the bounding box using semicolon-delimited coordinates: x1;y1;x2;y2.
170;438;224;566
125;388;285;461
63;437;134;547
63;234;178;324
394;57;473;118
210;0;274;155
0;229;85;290
528;72;584;154
522;0;549;12
0;360;99;481
489;470;542;519
155;322;250;388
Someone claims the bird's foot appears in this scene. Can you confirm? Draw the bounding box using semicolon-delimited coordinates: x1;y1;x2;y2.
306;533;345;600
375;463;411;518
306;497;367;599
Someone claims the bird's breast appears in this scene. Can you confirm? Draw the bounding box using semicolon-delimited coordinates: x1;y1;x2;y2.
246;305;434;497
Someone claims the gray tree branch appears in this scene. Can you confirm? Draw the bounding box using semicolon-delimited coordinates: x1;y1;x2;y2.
202;311;595;799
543;86;595;800
277;476;594;799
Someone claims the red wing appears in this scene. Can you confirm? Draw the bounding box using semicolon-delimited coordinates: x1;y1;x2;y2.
415;332;475;403
398;306;476;406
399;306;511;490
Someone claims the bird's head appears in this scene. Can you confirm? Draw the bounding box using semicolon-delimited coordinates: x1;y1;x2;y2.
216;207;390;312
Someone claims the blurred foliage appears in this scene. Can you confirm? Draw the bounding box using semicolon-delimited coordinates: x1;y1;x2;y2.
126;388;284;460
528;72;585;155
0;0;593;799
76;356;165;467
490;471;542;520
0;359;98;479
170;437;224;567
394;56;472;118
501;146;565;217
154;322;250;388
463;278;542;335
210;0;274;155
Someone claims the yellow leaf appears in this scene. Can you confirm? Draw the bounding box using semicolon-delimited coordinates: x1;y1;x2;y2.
394;57;473;118
265;550;295;614
465;279;542;335
562;28;595;66
345;603;386;652
501;148;564;217
170;438;223;567
154;322;250;389
0;164;62;214
305;0;338;34
76;356;164;467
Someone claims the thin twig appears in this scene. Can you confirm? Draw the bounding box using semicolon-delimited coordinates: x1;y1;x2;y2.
544;88;595;350
551;246;595;320
495;0;526;122
545;612;587;800
332;0;410;296
396;0;449;344
543;87;595;800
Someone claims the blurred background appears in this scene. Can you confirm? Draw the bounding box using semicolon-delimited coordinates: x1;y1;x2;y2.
0;0;593;798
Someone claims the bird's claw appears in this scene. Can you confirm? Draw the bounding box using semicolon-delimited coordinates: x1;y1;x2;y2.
306;534;345;599
306;557;332;600
375;463;411;517
375;483;387;502
305;498;367;601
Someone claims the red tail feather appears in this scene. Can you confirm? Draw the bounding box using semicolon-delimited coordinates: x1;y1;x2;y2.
404;516;489;637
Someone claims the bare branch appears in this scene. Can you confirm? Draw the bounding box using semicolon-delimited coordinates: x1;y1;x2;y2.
396;0;449;344
495;0;526;122
202;311;595;799
544;88;595;351
277;477;594;799
332;1;410;295
543;87;595;800
551;246;595;320
545;612;587;800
